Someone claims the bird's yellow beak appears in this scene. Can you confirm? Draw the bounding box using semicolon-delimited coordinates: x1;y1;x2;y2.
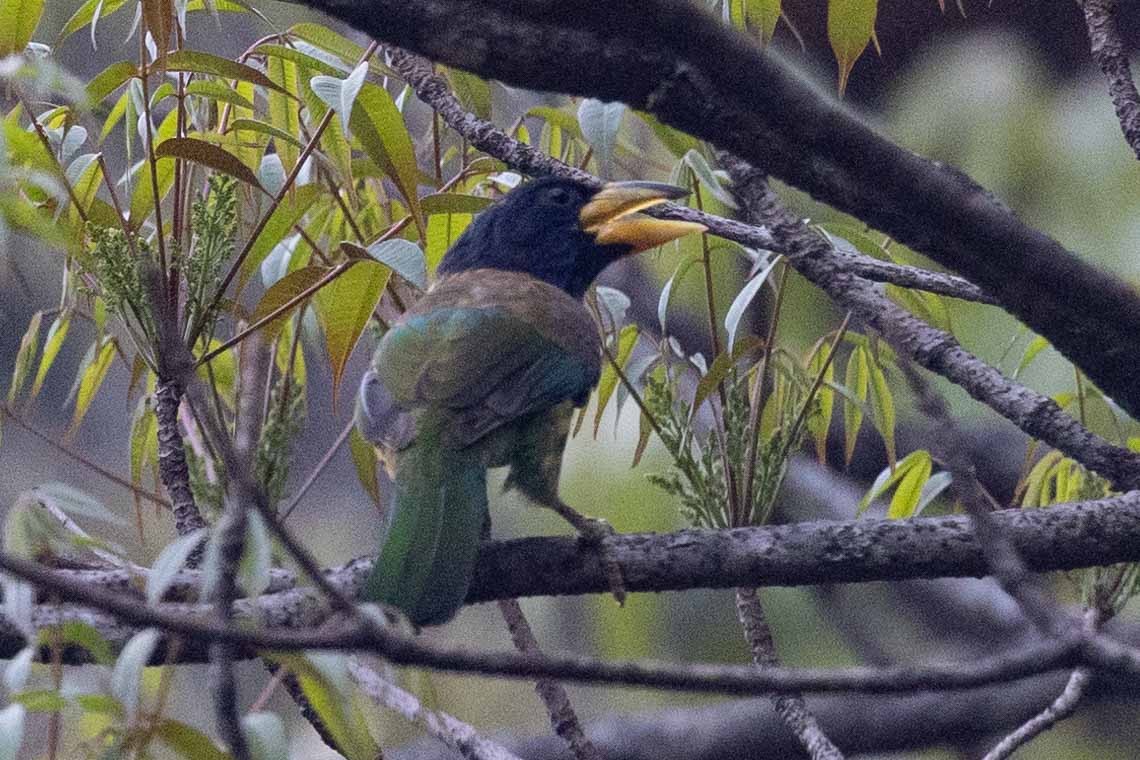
579;181;707;253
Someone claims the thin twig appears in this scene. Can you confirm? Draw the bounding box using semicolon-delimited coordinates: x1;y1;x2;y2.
498;600;603;760
735;587;844;760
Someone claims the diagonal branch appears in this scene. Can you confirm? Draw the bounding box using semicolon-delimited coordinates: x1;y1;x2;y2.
1080;0;1140;160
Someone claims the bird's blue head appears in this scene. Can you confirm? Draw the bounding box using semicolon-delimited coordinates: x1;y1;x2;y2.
437;177;704;299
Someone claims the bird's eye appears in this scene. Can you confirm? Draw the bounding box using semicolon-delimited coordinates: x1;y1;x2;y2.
546;187;573;206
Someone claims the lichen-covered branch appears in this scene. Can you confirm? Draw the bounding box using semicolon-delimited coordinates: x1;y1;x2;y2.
1080;0;1140;160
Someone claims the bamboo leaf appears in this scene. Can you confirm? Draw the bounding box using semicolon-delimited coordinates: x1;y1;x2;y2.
185;80;255;110
153;718;229;760
86;61;137;105
353;238;427;290
57;0;128;46
887;450;932;519
682;149;737;209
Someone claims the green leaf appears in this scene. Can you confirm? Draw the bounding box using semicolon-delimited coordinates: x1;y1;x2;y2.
57;0;128;46
163;49;286;94
594;324;639;436
915;471;953;514
11;689;68;712
349;82;422;224
0;0;43;56
0;705;25;760
185;80;255;110
349;427;382;509
691;336;765;419
420;193;494;215
128;110;178;226
444;67;492;120
267;653;379;760
866;350;896;468
146;529;208;605
69;337;116;434
827;0;878;96
748;0;782;44
8;311;42;405
577;98;624;178
289;22;371;69
238;510;272;598
843;345;870;466
310;61;367;135
129;397;157;498
1014;335;1050;380
240;184;323;287
425;212;472;273
250;265;328;340
858;449;929;515
86;61;137;106
658;256;702;334
725;255;781;351
806;343;836;462
110;628;160;722
153;719;229;760
354;238;427;290
75;693;123;715
682;149;737;209
888;450;932;518
635;111;698;157
314;261;390;402
228;117;305;151
243;712;289;760
819;222;890;260
253;43;346;78
32;482;125;525
155;137;261;189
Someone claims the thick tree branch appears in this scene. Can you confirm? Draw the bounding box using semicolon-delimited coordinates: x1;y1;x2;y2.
288;0;1140;420
1080;0;1140;160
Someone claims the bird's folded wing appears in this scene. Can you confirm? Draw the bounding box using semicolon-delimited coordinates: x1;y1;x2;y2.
374;304;600;447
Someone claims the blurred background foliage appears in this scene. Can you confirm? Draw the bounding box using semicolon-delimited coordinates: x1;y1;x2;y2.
2;0;1140;757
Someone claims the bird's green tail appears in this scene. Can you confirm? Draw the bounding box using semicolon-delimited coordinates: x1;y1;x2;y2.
361;422;488;626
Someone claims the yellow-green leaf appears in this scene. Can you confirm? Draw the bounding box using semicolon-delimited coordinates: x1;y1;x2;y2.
155;137;261;189
888;451;932;519
240;184;323;287
227;118;305;151
314;261;390;402
349;427;382;509
152;718;229;760
86;61;137;106
8;312;42;405
594;324;639;436
184;80;254;110
163;50;287;94
0;0;44;56
843;346;870;466
29;310;70;400
57;0;128;46
827;0;877;96
425;212;472;273
748;0;782;44
350;82;422;226
866;351;895;468
69;338;116;434
250;265;329;340
266;54;301;174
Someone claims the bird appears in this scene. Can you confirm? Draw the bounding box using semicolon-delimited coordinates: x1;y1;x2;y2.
356;176;705;626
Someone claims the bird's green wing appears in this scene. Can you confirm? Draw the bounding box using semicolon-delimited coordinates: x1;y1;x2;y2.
373;304;600;447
